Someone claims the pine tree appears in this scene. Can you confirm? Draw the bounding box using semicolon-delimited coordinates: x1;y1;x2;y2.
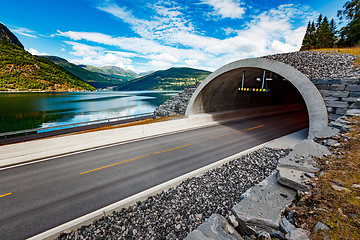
300;22;312;50
329;19;338;47
300;14;340;50
309;21;317;47
317;14;323;29
317;16;332;48
300;20;318;50
337;0;360;46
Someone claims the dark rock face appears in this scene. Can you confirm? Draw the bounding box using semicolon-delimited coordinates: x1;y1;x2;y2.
0;23;24;49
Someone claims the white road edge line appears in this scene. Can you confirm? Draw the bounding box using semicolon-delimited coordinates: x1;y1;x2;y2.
0;121;227;171
1;108;301;170
28;133;296;240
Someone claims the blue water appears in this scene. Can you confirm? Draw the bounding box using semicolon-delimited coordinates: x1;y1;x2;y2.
0;91;178;133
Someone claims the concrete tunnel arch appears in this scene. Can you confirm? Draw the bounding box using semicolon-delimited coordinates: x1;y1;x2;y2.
185;58;328;139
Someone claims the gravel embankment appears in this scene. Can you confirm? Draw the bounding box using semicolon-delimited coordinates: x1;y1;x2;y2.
58;148;289;240
154;84;199;118
263;51;360;79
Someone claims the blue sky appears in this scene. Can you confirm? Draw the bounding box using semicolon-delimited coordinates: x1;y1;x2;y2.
1;0;347;73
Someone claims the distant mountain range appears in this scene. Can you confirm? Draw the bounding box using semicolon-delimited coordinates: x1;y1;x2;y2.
40;56;138;89
115;67;211;91
0;23;95;92
0;22;211;92
43;56;211;91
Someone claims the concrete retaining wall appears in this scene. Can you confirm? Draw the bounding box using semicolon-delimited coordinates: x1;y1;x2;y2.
312;78;360;121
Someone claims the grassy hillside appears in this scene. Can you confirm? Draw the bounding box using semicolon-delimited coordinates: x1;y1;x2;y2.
41;56;138;89
115;67;211;91
0;41;95;91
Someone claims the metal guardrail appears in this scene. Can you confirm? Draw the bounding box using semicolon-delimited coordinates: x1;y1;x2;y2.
0;112;154;139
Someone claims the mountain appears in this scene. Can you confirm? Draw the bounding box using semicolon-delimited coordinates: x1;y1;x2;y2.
114;67;211;91
0;24;95;92
138;70;155;77
40;56;118;89
41;56;138;89
82;65;137;81
0;23;24;49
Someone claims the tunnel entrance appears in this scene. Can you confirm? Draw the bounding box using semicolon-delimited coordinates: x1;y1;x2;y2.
186;58;328;139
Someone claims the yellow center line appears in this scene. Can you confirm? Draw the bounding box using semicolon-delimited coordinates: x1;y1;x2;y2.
218;125;264;138
0;192;12;198
80;143;194;175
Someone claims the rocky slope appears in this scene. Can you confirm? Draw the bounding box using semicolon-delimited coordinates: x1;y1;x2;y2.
263;51;360;79
154;83;199;117
0;22;23;49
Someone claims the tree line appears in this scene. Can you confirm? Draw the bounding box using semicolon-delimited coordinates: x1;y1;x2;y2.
301;0;360;50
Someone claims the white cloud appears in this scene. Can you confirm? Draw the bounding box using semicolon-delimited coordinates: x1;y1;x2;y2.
61;48;66;52
185;59;200;66
149;60;172;69
64;41;103;56
270;40;299;53
28;48;48;55
222;27;238;36
64;41;134;70
196;4;314;58
149;53;179;63
105;50;137;58
57;31;208;66
95;2;310;56
96;1;198;52
11;27;38;38
201;0;245;19
57;3;315;72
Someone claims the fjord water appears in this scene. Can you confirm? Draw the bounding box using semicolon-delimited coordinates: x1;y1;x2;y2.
0;91;178;133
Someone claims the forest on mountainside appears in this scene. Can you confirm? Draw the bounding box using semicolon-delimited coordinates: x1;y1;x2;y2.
0;41;95;91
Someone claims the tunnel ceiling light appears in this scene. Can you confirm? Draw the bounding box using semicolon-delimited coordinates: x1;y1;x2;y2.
238;87;270;92
239;70;270;93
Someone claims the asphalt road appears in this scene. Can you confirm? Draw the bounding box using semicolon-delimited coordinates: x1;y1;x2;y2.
0;110;308;240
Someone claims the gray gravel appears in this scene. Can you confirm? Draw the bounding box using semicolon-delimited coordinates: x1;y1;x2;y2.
263;51;360;80
58;148;289;240
154;83;199;118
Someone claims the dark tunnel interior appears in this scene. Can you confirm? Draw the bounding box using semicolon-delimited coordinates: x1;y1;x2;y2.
192;67;307;114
